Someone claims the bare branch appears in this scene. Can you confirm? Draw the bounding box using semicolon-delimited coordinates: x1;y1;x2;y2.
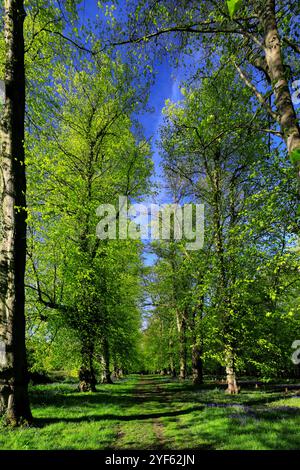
43;28;95;55
110;23;255;47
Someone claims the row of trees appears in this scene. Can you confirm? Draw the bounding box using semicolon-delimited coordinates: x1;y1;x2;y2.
0;0;151;424
25;56;152;391
26;56;151;391
142;66;300;392
0;0;300;424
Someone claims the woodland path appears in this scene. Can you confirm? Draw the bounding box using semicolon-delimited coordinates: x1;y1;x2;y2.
1;375;299;450
113;376;174;449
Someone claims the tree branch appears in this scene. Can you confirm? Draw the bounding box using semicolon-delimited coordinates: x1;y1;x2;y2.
283;37;300;54
233;61;280;123
43;28;95;55
110;24;254;47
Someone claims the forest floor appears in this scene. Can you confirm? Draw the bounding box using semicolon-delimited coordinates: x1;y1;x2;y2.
1;375;300;449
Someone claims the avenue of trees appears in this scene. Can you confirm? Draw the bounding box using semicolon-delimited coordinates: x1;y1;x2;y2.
0;0;299;425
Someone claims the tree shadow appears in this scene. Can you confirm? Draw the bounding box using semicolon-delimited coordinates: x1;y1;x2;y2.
30;374;300;452
34;405;207;427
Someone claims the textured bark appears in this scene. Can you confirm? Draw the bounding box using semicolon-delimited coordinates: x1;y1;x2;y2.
191;298;204;385
78;366;96;392
260;0;300;175
177;315;187;380
192;344;203;385
113;365;123;379
0;0;32;425
78;339;96;392
101;337;113;384
168;338;176;377
225;347;239;395
211;160;240;394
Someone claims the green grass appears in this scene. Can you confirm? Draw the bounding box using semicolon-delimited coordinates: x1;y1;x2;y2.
1;375;300;450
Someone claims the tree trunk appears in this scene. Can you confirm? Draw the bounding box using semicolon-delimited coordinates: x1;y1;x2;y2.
113;364;123;380
192;344;203;385
168;338;176;377
78;339;96;392
101;337;113;384
211;162;239;394
260;0;300;175
190;298;204;385
0;0;32;426
177;316;187;380
225;346;239;394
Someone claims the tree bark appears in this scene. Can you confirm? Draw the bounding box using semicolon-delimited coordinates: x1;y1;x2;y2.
168;338;176;377
225;346;239;394
260;0;300;175
192;344;203;385
190;298;204;385
113;364;123;379
211;159;240;394
0;0;32;426
177;315;187;380
78;338;96;392
101;337;113;384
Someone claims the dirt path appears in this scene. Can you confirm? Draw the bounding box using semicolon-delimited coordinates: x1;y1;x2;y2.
136;379;167;448
113;376;170;449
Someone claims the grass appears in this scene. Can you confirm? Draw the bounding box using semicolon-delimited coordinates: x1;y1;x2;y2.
1;375;300;450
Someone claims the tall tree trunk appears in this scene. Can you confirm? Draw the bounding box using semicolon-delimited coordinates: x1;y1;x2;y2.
101;337;113;384
0;0;32;426
113;364;123;379
192;344;203;385
177;315;187;380
78;338;96;392
191;298;204;385
225;346;239;394
168;338;176;377
260;0;300;174
211;160;239;394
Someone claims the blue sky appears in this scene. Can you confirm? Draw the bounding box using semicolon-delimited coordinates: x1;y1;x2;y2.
78;1;184;267
78;0;183;204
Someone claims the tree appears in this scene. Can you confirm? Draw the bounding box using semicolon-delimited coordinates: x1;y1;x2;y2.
26;57;152;390
113;0;300;183
0;0;85;425
0;0;32;425
158;65;299;392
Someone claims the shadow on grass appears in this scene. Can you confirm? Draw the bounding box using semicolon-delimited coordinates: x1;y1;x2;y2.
30;375;300;447
34;405;207;427
29;385;296;407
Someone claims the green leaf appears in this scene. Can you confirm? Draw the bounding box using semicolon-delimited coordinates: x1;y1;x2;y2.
227;0;243;19
290;148;300;164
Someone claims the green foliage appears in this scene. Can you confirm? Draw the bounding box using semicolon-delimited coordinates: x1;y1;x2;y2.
24;17;152;379
2;377;300;449
290;148;300;164
226;0;243;19
142;64;300;380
